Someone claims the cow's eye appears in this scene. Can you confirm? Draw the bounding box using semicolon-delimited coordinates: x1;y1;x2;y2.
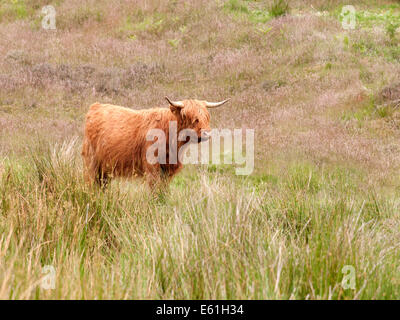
193;118;199;124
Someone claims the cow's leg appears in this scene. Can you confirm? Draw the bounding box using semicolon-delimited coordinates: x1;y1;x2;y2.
145;171;162;191
82;139;110;188
144;163;169;195
96;166;109;188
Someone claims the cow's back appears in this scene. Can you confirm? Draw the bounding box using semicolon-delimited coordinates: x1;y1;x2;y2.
83;103;145;176
83;103;174;179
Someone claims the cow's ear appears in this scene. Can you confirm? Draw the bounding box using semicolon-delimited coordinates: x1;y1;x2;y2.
166;97;184;114
169;104;183;114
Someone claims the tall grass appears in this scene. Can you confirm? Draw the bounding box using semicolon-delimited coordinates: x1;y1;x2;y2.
0;140;399;299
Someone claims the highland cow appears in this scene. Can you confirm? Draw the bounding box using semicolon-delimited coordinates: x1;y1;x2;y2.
81;97;230;189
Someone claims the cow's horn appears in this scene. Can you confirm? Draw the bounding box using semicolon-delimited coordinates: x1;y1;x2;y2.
205;98;230;108
165;96;184;108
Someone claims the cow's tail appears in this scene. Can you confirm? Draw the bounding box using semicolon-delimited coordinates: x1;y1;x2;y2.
82;137;97;185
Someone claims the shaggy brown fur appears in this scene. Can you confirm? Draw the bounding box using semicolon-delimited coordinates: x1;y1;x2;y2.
82;99;213;189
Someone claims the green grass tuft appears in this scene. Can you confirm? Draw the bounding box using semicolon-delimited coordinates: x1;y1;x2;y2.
269;0;290;18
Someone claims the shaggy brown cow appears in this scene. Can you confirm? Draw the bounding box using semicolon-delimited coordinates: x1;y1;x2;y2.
81;97;230;189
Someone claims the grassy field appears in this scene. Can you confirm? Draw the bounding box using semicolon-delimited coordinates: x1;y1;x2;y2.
1;0;400;299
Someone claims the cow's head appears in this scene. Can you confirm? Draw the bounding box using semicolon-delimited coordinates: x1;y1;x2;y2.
165;97;230;142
